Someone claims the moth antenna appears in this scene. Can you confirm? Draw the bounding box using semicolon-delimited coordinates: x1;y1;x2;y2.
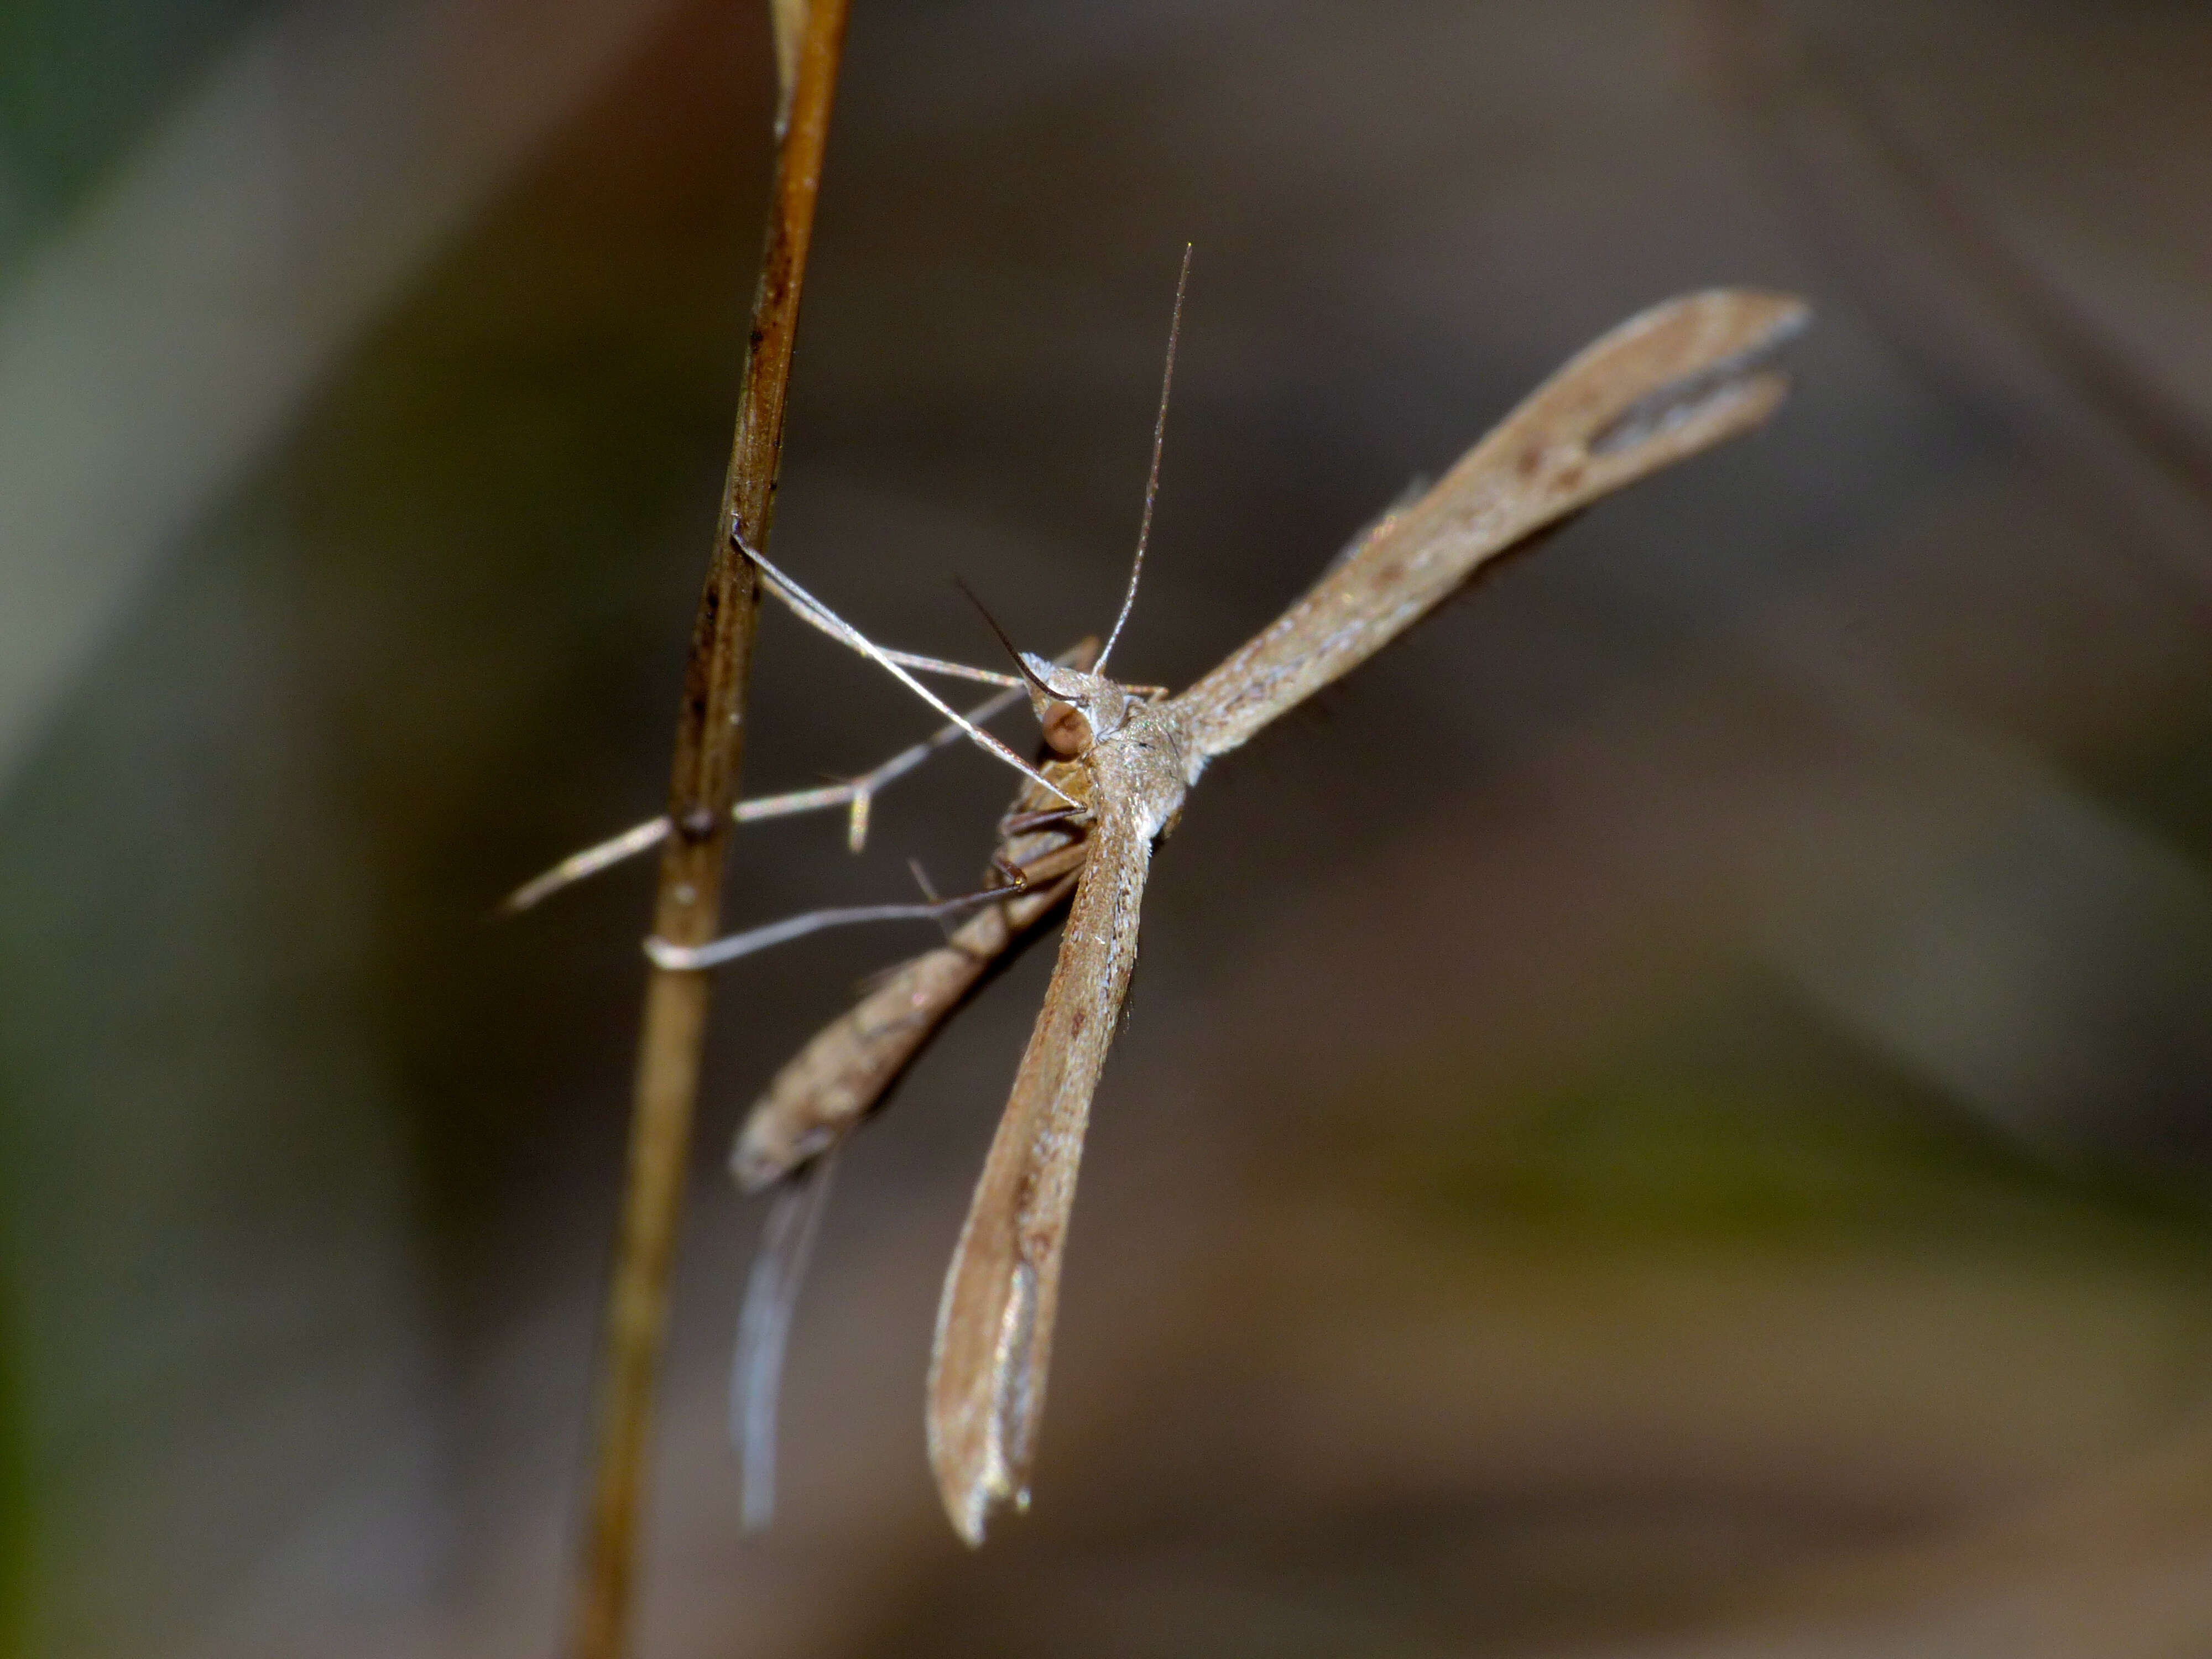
1097;243;1191;675
953;577;1055;700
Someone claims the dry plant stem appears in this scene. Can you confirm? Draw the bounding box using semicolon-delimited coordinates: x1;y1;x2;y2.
566;4;849;1657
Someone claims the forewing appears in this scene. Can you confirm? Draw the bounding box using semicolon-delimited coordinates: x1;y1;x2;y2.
926;807;1152;1544
1173;289;1807;758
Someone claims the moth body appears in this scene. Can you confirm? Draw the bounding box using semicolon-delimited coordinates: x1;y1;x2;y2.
670;286;1809;1543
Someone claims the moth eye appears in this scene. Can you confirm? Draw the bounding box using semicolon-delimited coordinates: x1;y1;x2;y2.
1041;701;1089;758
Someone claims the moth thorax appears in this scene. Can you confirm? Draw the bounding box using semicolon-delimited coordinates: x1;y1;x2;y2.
1040;700;1091;758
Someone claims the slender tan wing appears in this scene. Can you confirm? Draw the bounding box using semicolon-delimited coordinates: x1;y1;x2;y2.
926;802;1152;1544
1173;289;1807;759
724;765;1094;1538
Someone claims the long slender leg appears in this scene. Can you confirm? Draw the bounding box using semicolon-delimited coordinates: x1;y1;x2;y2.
998;806;1086;838
502;818;675;914
642;860;1028;972
741;540;1076;807
731;677;1036;852
757;566;1022;688
503;664;1061;914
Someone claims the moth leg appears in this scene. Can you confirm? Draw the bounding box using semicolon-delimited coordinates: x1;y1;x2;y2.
737;631;1093;855
504;644;1097;914
644;866;1028;972
757;567;1022;688
500;817;674;914
739;538;1078;807
907;858;967;942
737;677;1036;855
998;806;1088;838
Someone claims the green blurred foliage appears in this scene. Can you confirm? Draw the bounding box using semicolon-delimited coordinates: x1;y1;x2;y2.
0;0;267;251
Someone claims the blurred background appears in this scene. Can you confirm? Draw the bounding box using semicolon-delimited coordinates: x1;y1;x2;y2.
4;2;2211;1655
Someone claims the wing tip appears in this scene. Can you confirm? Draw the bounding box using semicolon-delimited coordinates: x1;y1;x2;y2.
926;1417;1009;1546
1583;292;1808;461
928;1318;1032;1547
1677;285;1813;336
1610;288;1813;372
1731;288;1813;355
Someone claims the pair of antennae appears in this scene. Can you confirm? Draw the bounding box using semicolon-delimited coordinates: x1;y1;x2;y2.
739;246;1191;787
953;242;1190;707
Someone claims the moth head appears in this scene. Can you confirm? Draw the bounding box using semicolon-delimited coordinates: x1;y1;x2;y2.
1020;653;1135;757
